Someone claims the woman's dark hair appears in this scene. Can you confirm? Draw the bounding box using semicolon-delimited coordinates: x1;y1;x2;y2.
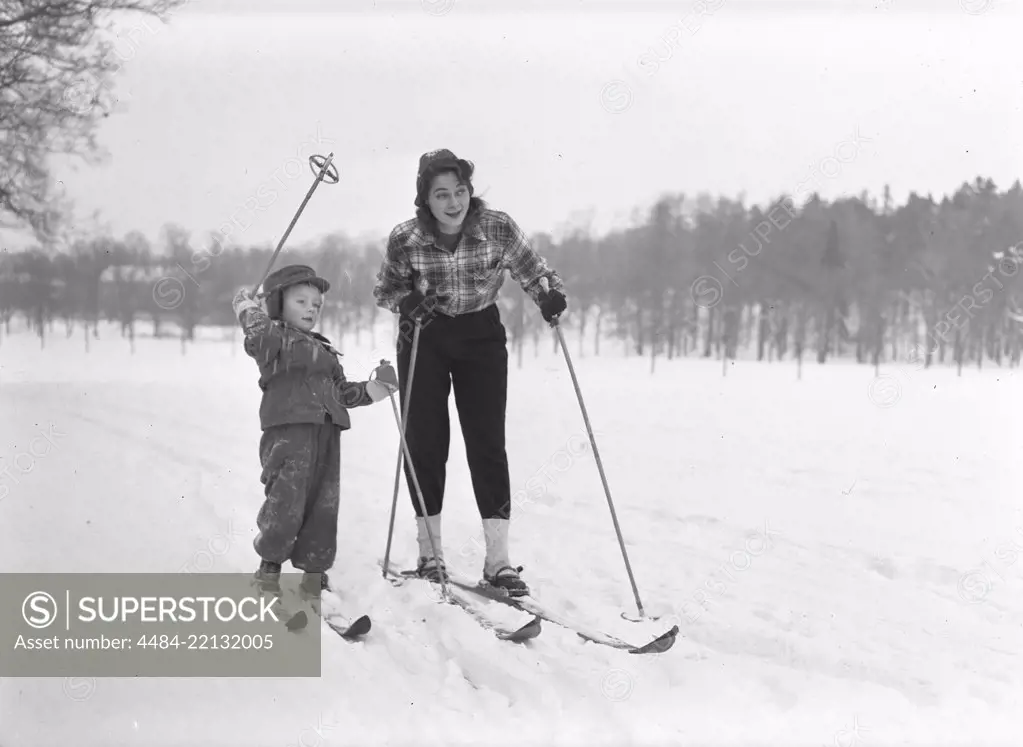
414;156;487;234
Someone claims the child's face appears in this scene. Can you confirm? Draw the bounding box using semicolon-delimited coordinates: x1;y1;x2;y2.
281;283;323;332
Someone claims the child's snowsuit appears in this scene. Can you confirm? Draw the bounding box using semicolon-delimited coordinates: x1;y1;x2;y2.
238;305;376;574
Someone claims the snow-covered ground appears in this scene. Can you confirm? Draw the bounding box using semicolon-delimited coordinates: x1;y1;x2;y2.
1;319;1020;747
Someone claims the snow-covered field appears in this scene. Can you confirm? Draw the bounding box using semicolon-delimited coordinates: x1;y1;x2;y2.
1;319;1020;747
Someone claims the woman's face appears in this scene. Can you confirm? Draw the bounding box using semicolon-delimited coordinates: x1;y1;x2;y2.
427;171;470;233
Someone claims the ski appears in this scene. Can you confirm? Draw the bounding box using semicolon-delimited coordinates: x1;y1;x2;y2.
379;561;541;643
286;608;372;641
385;563;677;655
279;587;372;641
457;576;677;654
440;588;543;643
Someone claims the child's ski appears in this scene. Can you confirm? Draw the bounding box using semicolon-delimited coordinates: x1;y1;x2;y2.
280;587;372;641
287;608;372;640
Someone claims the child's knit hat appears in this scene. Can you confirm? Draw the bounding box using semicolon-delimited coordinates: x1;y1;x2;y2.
262;264;330;319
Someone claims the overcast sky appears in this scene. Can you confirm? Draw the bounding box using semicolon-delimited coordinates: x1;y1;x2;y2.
7;0;1021;251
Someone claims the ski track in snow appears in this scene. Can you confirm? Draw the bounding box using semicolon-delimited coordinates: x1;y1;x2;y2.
1;321;1021;746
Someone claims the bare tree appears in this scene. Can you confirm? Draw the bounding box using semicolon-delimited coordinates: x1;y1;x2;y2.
0;0;185;241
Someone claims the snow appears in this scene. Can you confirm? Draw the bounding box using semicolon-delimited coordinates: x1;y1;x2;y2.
1;319;1021;747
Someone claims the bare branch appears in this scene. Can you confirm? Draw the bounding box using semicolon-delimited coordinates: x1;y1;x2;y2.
0;0;187;240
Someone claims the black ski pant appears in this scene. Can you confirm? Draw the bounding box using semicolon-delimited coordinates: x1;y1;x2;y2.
396;303;511;520
254;417;341;573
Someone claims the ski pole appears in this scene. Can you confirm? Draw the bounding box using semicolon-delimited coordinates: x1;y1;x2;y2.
382;323;419;579
381;322;420;578
540;277;648;619
380;322;449;599
382;278;428;575
252;152;339;293
381;390;405;572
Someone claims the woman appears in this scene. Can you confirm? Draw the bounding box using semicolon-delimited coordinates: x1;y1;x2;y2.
373;149;567;596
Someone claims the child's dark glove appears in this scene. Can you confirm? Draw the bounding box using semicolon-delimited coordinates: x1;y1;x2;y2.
372;362;399;391
366;360;400;402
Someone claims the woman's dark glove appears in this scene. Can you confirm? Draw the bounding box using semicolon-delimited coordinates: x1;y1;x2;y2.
399;287;449;321
539;289;567;323
398;289;427;319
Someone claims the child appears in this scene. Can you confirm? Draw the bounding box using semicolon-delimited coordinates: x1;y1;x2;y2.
231;263;398;598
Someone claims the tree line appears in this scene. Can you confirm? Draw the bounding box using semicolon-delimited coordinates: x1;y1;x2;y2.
2;176;1022;374
3;2;1021;373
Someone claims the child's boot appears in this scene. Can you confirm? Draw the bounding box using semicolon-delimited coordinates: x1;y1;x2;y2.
300;571;330;598
252;559;282;594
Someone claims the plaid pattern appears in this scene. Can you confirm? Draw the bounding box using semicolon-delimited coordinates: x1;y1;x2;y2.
373;208;565;317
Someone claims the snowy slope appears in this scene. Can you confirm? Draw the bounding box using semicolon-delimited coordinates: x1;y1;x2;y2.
1;319;1021;747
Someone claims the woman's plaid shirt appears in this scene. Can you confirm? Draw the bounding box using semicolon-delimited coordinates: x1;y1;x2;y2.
373;209;565;317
